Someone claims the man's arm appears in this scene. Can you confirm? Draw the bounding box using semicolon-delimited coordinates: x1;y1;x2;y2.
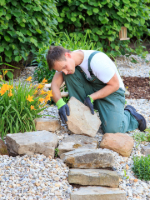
90;73;119;101
51;72;64;103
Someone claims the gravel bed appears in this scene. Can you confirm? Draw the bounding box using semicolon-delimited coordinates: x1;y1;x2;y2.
1;54;150;200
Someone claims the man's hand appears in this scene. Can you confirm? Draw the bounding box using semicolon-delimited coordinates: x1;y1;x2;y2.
58;104;70;124
56;98;70;124
84;96;94;115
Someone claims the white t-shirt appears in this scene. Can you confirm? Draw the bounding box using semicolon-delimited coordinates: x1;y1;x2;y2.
77;50;125;91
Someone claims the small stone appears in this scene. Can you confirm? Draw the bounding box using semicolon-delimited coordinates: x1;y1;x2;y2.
134;179;138;182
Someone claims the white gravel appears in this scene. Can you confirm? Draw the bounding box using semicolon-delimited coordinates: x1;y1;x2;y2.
1;54;150;200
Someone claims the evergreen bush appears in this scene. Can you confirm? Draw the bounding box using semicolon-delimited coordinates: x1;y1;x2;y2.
0;0;58;65
57;0;150;57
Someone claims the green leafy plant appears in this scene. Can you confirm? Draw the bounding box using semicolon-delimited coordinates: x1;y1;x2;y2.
123;169;129;179
56;0;150;58
132;155;150;181
0;74;53;139
55;148;59;157
0;0;58;66
133;130;150;147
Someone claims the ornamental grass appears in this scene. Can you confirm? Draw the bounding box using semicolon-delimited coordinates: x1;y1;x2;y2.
0;73;53;139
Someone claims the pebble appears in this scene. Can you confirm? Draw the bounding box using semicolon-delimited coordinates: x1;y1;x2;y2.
1;54;150;200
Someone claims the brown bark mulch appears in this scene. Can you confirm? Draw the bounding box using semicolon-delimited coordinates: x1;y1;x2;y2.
122;77;150;100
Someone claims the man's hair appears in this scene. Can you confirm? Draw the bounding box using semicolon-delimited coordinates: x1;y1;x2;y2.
46;46;71;70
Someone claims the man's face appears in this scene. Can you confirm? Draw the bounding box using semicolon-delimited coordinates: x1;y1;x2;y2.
53;53;75;75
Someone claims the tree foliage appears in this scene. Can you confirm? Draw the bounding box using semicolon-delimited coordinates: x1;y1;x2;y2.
57;0;150;56
0;0;58;64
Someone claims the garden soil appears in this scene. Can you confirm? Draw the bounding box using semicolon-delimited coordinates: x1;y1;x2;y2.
122;77;150;100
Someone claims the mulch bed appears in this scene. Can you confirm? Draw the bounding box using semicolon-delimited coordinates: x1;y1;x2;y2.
122;77;150;100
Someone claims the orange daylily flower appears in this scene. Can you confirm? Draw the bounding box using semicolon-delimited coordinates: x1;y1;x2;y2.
34;90;38;94
0;88;6;96
8;90;13;97
1;83;9;91
9;85;13;90
40;90;46;95
47;90;53;96
26;76;32;81
26;95;34;102
42;78;48;83
45;94;51;102
39;98;45;103
37;84;43;89
30;105;36;110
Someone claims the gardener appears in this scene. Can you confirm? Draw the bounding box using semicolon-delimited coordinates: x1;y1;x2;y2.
46;46;146;133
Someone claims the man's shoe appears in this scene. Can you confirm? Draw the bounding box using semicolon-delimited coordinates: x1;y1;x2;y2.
124;105;147;132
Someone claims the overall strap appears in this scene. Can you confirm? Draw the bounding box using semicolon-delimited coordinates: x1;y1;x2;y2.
88;51;100;72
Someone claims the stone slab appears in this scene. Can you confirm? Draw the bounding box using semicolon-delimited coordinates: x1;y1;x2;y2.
60;149;114;169
71;186;126;200
6;131;58;158
141;144;150;156
67;97;101;137
34;118;61;132
68;169;119;188
58;135;98;156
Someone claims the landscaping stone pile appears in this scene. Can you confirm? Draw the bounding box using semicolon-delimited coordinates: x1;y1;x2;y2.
0;54;150;200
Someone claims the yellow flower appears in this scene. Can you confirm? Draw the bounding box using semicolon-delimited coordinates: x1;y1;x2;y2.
45;94;51;102
0;88;6;96
126;86;128;89
47;90;53;97
8;90;13;97
40;90;46;95
34;90;38;94
26;76;32;81
3;70;8;75
42;78;48;84
39;98;45;103
9;85;13;90
26;95;34;102
1;83;9;92
37;84;43;89
0;75;3;80
30;105;36;110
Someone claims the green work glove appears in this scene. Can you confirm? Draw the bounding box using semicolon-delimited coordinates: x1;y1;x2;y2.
56;98;70;124
84;95;94;115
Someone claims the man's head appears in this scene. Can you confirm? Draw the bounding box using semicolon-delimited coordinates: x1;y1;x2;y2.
46;46;76;75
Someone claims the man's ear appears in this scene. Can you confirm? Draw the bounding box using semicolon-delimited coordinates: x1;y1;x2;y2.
64;52;71;58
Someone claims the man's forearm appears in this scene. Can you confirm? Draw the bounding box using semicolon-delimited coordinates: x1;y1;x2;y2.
90;84;119;101
51;85;62;103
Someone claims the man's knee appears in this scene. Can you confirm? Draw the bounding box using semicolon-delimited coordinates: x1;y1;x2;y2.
102;121;122;133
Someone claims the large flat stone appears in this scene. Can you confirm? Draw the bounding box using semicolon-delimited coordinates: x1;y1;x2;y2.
100;133;134;157
71;186;126;200
68;169;119;188
60;149;114;169
34;118;61;132
6;131;58;158
67;97;101;137
0;139;9;155
58;135;98;156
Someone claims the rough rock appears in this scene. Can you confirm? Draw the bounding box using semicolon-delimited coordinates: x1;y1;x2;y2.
67;97;101;137
141;144;150;156
58;135;98;156
0;139;9;155
71;186;126;200
68;169;119;188
34;118;61;132
60;149;114;168
6;131;58;158
100;133;134;157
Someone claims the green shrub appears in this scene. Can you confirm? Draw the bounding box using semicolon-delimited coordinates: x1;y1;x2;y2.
0;0;58;65
56;0;150;58
132;155;150;181
0;74;53;139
